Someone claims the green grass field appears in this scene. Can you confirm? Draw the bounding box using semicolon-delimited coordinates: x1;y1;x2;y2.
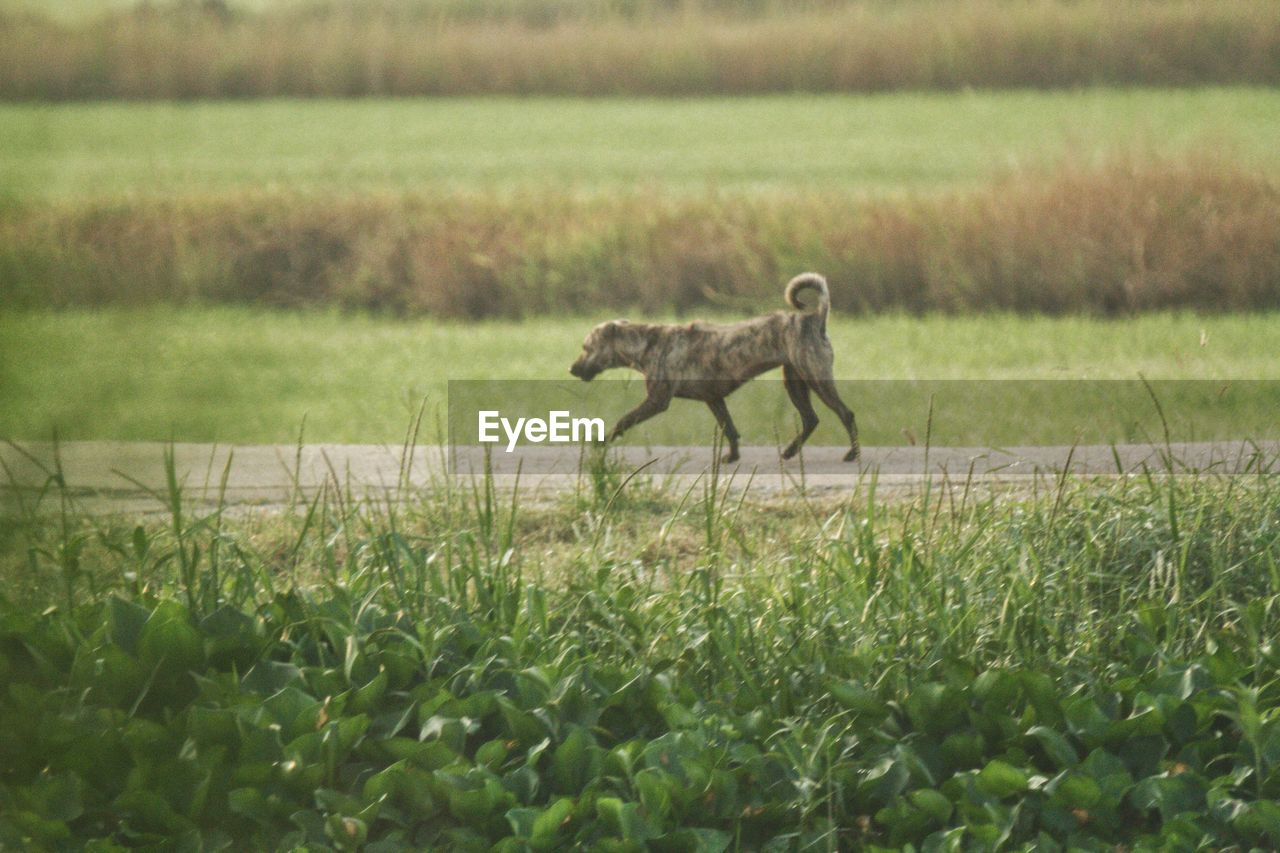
3;90;1279;200
2;309;1277;444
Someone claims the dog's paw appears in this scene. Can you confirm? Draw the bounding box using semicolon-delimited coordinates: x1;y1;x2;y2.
844;447;860;463
780;446;799;461
721;451;740;464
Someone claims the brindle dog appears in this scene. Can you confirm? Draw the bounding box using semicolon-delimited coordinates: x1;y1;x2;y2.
569;272;859;463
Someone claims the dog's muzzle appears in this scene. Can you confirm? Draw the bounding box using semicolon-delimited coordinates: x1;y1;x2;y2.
570;362;600;381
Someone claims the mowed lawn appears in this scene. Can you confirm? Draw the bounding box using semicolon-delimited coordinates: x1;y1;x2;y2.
2;309;1277;445
3;89;1280;199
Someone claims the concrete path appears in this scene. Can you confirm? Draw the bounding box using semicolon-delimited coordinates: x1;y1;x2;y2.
3;440;1278;514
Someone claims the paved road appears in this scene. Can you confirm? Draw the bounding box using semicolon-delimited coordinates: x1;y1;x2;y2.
3;440;1277;514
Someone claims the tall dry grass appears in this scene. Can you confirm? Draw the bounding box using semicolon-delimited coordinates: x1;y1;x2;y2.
2;156;1278;316
2;0;1278;99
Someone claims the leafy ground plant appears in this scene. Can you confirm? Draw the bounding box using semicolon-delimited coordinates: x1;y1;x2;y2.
2;460;1279;849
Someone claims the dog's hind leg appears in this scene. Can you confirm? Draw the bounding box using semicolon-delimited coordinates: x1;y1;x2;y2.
811;379;860;462
781;364;820;460
706;398;741;463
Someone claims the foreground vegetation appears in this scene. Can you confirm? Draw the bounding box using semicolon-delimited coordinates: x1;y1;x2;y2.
2;461;1279;848
3;308;1278;444
2;0;1278;99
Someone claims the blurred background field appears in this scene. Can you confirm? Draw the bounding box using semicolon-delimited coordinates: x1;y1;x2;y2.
2;0;1277;98
2;0;1279;440
4;90;1279;198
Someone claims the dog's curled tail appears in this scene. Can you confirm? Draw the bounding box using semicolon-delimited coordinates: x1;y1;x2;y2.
784;272;830;325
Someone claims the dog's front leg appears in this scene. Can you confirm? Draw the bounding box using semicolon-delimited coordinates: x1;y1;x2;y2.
609;383;673;442
706;398;741;463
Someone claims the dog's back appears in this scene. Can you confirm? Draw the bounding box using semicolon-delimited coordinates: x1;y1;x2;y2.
658;274;830;384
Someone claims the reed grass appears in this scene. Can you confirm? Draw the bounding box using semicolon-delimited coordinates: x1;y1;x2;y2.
4;154;1278;317
2;0;1277;99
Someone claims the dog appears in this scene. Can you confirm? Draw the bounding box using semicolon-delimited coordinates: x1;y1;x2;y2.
569;272;859;463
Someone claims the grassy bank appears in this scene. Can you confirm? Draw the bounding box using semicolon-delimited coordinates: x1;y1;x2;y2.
2;0;1278;99
2;459;1279;847
4;91;1280;199
4;155;1278;318
2;309;1277;444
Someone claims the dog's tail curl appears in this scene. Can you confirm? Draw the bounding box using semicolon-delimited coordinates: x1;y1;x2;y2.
785;272;830;326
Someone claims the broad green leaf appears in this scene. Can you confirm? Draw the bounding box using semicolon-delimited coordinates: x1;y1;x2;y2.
855;755;911;810
1045;770;1101;810
1026;725;1078;769
380;737;459;770
635;768;673;824
504;764;541;805
1130;774;1206;821
241;660;304;695
973;669;1019;708
420;715;476;753
1019;672;1064;725
137;601;204;677
200;606;261;669
261;686;321;736
1063;697;1111;746
106;595;150;656
497;696;549;745
660;827;732;853
350;669;388;714
325;814;367;851
114;788;194;834
551;726;596;794
975;760;1029;798
531;797;575;844
596;797;653;842
476;738;509;769
829;680;888;720
1106;707;1164;742
122;717;177;765
908;788;953;822
1232;799;1280;846
505;806;539;839
940;733;984;770
24;772;85;823
447;777;510;825
905;683;965;736
188;706;238;748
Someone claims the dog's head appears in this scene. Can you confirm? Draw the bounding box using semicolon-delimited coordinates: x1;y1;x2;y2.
569;320;631;381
